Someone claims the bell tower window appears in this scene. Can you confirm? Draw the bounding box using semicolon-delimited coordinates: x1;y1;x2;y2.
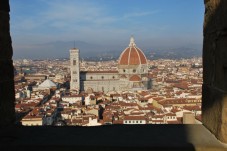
73;60;76;65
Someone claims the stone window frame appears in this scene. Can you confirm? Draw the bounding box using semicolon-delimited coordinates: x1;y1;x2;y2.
3;1;225;144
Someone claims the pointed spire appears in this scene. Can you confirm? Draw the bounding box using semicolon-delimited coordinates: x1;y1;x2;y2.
129;35;136;47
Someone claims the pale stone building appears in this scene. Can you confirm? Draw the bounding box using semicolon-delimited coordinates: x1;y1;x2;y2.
70;37;151;93
70;48;80;92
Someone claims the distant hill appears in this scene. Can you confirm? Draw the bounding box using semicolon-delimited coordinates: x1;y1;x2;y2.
144;47;202;60
92;47;202;61
13;40;202;60
13;40;106;59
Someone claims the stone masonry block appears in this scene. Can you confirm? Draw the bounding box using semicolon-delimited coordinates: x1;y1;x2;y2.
0;0;10;12
0;60;14;83
0;80;15;126
202;84;227;143
0;12;10;32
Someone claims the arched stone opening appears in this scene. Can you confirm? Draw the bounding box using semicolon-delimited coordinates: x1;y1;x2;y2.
1;0;227;145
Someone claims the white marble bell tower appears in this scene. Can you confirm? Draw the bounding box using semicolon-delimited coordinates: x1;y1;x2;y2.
70;48;80;93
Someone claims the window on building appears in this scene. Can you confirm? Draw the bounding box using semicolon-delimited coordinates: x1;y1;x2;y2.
133;69;136;73
125;121;127;123
136;121;138;123
73;60;76;65
140;121;142;123
129;121;131;123
73;71;77;74
90;76;93;80
112;76;115;79
113;87;115;91
101;76;104;79
123;69;126;73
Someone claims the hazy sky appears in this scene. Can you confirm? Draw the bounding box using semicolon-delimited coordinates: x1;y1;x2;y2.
10;0;204;59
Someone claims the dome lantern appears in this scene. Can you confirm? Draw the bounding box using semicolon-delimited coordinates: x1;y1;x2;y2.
129;36;136;47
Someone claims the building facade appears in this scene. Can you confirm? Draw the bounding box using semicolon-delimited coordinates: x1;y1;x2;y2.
70;37;151;93
70;48;80;93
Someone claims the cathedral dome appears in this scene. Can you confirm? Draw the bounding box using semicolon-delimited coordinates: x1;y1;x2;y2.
119;37;147;65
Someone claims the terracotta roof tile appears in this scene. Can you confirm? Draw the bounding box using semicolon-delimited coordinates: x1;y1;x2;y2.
119;46;147;65
124;116;146;120
129;75;141;81
119;48;130;65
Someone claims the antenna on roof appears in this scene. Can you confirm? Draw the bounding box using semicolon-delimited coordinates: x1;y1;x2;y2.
74;40;76;49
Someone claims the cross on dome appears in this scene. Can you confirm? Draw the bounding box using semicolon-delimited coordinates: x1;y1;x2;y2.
129;36;136;47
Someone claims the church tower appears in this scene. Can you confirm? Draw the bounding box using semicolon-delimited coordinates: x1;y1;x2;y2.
70;48;80;93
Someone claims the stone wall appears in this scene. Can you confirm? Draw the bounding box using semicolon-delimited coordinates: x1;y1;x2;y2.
202;0;227;143
0;0;15;126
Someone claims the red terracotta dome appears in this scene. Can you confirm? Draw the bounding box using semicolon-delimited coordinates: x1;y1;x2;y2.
119;37;147;65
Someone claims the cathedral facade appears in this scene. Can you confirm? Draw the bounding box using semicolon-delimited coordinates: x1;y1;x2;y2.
70;37;151;93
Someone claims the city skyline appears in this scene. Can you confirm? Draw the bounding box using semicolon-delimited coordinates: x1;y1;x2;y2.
11;0;204;59
14;56;203;126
